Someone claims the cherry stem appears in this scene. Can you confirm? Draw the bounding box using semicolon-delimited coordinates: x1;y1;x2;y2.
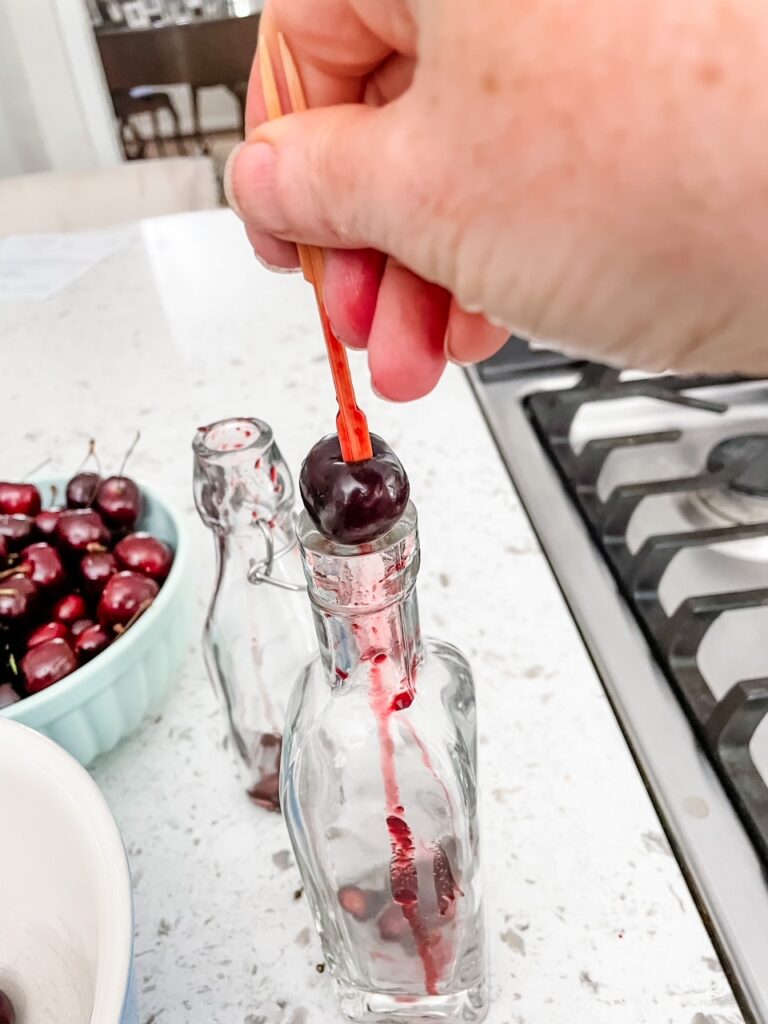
22;457;51;481
0;564;30;580
113;597;152;635
119;431;141;478
75;439;101;476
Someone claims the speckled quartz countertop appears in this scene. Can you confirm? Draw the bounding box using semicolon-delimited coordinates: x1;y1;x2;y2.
1;210;742;1024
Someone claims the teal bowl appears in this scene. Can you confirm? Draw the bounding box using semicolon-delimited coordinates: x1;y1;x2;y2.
1;477;194;766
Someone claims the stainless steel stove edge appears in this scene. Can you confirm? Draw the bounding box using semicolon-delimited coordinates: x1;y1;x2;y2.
466;365;768;1024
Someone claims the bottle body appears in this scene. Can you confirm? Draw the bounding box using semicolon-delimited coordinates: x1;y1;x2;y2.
193;417;315;809
282;504;487;1021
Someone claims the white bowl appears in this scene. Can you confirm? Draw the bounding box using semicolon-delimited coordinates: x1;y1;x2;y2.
0;719;137;1023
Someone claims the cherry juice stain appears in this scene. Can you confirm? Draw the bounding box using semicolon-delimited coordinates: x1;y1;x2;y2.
369;655;440;995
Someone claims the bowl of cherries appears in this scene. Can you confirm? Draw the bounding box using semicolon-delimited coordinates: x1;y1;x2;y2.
0;462;192;766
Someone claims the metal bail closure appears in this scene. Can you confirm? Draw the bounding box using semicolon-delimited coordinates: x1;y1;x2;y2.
247;518;306;592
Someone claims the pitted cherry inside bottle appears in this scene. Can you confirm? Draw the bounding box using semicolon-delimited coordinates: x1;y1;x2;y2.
193;417;315;810
282;501;488;1022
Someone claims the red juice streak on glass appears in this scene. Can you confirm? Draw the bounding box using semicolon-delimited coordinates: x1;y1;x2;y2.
369;656;440;995
387;813;440;994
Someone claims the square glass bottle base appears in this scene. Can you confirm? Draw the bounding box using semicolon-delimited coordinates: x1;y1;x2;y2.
336;982;489;1023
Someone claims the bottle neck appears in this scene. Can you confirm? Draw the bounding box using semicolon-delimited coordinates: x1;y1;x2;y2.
193;416;295;538
298;502;423;699
312;584;422;699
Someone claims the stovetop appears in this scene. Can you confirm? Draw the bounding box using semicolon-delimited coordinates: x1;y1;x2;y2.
469;338;768;1024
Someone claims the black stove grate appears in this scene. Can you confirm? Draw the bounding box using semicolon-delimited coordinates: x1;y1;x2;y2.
526;369;768;864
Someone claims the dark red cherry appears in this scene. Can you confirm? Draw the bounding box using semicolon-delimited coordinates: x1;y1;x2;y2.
0;988;16;1024
299;434;410;545
21;638;77;694
35;506;63;537
74;623;111;663
97;571;158;630
53;593;88;625
0;535;7;563
114;533;172;582
80;550;117;595
0;514;35;551
0;481;41;517
0;684;20;710
96;477;142;530
70;618;94;638
66;471;102;509
55;508;109;554
21;542;66;591
0;575;38;623
28;620;69;648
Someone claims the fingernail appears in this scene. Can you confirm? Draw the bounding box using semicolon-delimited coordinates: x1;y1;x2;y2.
443;325;473;367
224;141;280;228
253;250;300;275
223;142;245;218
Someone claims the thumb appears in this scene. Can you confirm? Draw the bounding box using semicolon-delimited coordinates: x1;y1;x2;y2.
225;103;415;254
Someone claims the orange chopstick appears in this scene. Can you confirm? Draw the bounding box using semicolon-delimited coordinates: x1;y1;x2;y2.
257;36;373;463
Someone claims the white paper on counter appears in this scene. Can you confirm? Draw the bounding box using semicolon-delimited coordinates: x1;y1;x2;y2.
0;228;130;302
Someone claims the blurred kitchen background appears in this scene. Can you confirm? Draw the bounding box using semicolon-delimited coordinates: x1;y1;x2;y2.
0;0;261;234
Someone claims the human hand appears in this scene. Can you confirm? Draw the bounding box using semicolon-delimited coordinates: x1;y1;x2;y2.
226;0;768;399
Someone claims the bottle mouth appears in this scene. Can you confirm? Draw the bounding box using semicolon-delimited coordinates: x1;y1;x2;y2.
193;417;273;459
297;501;417;559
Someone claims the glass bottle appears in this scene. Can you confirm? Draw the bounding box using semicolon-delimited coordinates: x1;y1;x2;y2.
193;417;316;810
282;502;488;1022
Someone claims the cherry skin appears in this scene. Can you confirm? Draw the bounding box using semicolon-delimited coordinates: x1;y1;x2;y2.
53;593;88;625
96;476;142;530
80;550;118;595
21;542;66;591
0;481;41;517
66;471;102;509
0;535;7;563
0;514;35;550
0;988;16;1024
55;508;109;554
299;434;410;545
35;506;63;537
75;623;111;663
21;638;77;694
98;571;158;630
70;618;94;638
0;575;38;624
28;620;70;648
114;533;172;582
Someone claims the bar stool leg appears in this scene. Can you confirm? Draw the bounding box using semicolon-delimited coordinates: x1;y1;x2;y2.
190;85;208;155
